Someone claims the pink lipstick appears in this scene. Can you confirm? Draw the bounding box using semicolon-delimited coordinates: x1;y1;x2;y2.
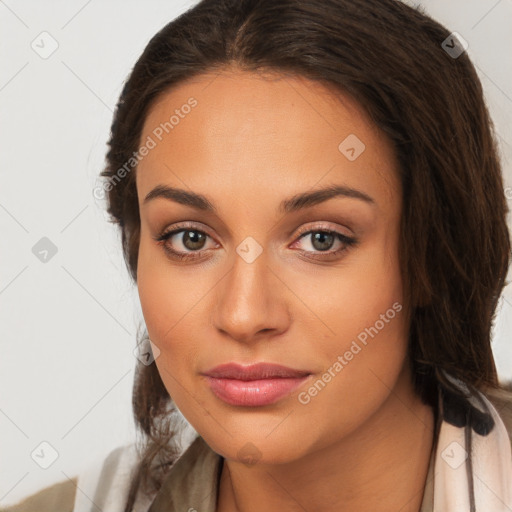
202;362;312;407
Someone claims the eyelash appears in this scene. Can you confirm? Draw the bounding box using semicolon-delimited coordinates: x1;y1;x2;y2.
153;222;358;262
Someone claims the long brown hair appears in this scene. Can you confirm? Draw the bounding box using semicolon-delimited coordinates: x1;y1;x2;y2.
99;0;511;509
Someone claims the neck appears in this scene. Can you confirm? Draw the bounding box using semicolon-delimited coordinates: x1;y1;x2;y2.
217;367;435;512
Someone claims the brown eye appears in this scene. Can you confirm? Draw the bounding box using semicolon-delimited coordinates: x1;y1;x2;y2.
179;230;208;251
294;229;357;256
154;225;216;261
309;231;336;251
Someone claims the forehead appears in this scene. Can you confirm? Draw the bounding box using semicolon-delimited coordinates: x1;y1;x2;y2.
136;68;399;207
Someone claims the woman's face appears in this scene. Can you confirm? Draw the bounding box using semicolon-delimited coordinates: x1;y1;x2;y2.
136;68;410;463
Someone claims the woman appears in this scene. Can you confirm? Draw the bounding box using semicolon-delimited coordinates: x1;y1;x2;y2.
4;0;512;511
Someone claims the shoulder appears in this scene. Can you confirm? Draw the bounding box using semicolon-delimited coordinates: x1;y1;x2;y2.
0;477;77;512
0;444;138;512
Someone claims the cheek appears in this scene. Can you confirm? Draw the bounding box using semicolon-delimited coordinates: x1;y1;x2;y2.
137;260;199;412
137;237;193;364
136;235;210;401
137;232;195;341
290;228;404;350
292;236;407;428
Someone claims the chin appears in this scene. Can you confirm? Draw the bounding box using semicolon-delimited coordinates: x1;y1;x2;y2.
199;425;314;466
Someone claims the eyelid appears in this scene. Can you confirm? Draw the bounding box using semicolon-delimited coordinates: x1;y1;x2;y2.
157;221;216;239
293;221;354;239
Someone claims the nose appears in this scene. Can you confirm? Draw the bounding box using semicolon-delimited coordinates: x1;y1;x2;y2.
211;249;291;344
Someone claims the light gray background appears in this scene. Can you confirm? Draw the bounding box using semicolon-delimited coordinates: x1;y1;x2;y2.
1;0;511;506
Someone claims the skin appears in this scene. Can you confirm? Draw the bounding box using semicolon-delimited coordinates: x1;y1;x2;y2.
135;67;434;512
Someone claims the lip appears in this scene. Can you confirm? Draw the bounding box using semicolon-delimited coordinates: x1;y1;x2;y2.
202;362;311;380
201;362;312;407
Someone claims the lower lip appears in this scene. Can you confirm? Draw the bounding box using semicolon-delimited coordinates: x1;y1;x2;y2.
204;375;311;406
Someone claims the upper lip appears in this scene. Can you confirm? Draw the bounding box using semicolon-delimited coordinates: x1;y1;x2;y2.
202;362;311;381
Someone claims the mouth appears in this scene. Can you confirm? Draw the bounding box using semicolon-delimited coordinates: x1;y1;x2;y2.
201;362;312;407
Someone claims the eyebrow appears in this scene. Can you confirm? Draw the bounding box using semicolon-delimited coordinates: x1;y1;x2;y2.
143;183;375;213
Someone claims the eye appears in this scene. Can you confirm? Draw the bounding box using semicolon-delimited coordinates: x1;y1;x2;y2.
153;222;358;262
153;223;217;261
291;226;358;260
